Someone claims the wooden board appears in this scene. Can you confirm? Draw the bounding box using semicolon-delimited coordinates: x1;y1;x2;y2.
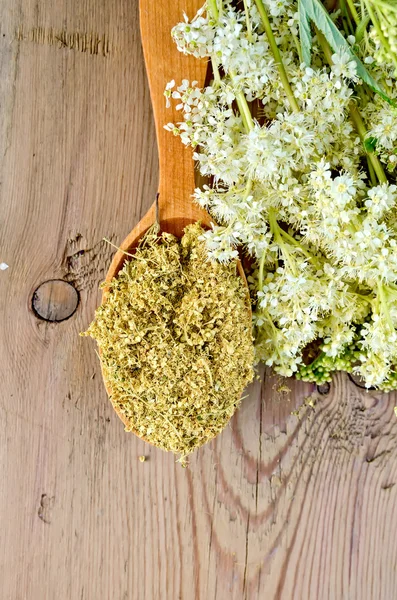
1;1;397;598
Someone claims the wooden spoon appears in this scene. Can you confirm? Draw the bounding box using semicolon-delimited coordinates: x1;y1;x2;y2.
102;0;251;435
106;0;211;282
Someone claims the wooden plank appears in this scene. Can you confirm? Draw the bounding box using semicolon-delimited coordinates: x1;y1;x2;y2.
0;1;397;599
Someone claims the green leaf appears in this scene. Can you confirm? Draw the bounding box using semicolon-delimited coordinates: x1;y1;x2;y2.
364;136;377;152
300;0;396;106
299;0;313;66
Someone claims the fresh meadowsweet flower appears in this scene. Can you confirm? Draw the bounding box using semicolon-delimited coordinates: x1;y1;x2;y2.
365;184;397;217
166;1;397;390
164;80;175;108
330;50;359;82
367;108;397;154
265;0;293;18
199;225;240;262
363;99;397;170
329;175;356;207
171;7;215;58
371;113;397;151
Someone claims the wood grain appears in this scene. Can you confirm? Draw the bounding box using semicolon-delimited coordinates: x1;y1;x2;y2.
1;1;397;599
139;0;210;224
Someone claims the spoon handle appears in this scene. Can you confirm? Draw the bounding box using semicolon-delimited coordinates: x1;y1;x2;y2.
139;0;210;223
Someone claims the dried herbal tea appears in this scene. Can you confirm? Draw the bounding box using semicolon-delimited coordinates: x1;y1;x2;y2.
83;223;254;461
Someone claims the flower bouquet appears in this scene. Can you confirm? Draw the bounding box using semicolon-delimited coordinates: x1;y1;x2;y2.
165;0;397;390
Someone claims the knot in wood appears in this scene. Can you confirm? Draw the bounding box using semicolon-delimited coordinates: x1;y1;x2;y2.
32;279;79;322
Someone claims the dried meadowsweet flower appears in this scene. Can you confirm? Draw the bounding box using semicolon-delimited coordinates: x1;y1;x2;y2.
83;223;254;462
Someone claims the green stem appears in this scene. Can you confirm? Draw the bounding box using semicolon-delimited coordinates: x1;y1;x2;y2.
243;0;254;42
367;155;377;186
229;70;254;132
268;209;298;275
256;308;279;342
384;285;397;298
356;85;371;108
378;281;394;330
268;208;280;239
291;31;303;63
279;228;321;267
349;290;373;302
349;103;387;183
211;55;221;84
374;1;397;16
254;0;300;113
235;97;250;132
316;29;333;63
317;29;387;184
207;0;219;21
355;13;371;43
264;310;279;336
340;0;355;35
237;92;254;131
360;0;365;18
259;252;266;292
243;178;253;200
345;0;360;24
310;351;327;370
211;60;253;133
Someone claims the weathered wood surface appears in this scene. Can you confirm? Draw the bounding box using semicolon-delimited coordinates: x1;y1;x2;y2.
0;1;397;599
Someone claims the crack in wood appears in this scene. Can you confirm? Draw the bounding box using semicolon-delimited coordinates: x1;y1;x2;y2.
255;386;264;512
242;514;250;598
15;26;112;56
63;236;115;292
38;493;55;525
381;482;395;490
3;22;21;160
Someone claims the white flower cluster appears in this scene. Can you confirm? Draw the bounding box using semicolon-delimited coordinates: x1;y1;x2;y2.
165;1;397;389
364;101;397;171
172;6;215;58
